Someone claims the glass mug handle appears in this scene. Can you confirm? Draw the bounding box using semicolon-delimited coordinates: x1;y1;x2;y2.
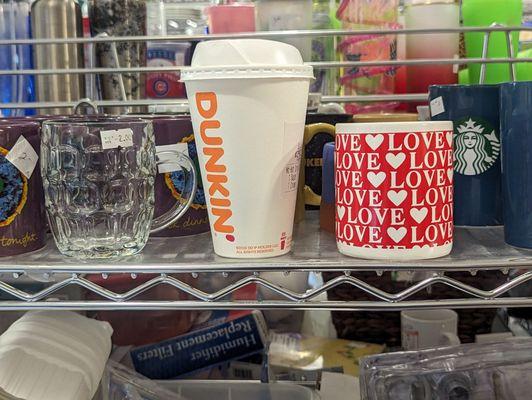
150;150;198;234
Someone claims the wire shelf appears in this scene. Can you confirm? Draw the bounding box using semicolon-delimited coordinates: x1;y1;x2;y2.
0;25;529;46
0;213;529;310
1;26;530;109
0;272;531;311
0;214;531;274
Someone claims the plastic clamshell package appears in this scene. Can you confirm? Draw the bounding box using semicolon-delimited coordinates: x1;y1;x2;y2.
359;338;532;400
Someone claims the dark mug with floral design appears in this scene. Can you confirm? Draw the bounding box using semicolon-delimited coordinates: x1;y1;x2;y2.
429;84;502;226
141;116;209;237
0;121;46;255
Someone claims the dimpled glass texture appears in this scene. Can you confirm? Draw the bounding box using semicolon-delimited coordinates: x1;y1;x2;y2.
41;119;156;259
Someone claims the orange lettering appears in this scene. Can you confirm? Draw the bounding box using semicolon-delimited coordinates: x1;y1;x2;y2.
212;207;234;233
196;92;218;119
207;174;229;197
200;120;222;146
211;197;231;207
196;91;235;236
204;147;226;172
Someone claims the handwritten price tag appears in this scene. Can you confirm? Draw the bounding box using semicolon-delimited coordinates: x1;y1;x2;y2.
6;135;38;179
430;96;445;117
100;128;134;150
283;163;299;193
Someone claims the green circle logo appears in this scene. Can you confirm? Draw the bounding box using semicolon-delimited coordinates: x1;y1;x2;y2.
454;117;500;176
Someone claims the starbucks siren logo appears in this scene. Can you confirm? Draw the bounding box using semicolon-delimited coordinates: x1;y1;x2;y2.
454;118;500;176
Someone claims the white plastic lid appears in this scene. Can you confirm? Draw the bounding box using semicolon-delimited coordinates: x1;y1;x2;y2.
181;39;314;80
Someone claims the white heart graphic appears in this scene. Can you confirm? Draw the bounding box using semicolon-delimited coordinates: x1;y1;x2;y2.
365;134;384;151
410;207;428;224
337;205;346;220
385;153;406;169
387;190;408;206
447;168;453;183
387;227;407;243
446;132;453;147
367;171;386;188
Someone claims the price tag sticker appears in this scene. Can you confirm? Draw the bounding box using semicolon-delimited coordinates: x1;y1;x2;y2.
100;128;134;150
283;163;299;193
6;135;38;179
430;96;445;117
453;54;459;74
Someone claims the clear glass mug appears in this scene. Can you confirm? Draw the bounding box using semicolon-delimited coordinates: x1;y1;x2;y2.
41;118;197;259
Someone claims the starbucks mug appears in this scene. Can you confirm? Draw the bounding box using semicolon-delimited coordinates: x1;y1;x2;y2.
429;84;502;226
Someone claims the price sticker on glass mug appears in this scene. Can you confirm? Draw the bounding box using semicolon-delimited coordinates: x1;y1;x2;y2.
100;128;134;150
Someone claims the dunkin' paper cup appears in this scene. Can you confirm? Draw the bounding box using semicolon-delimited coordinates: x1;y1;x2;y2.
182;40;313;258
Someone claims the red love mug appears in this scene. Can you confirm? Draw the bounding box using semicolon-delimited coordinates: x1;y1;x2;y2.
335;121;454;260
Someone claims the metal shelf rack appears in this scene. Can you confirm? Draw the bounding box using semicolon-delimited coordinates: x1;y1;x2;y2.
0;214;530;311
1;27;531;311
1;25;531;109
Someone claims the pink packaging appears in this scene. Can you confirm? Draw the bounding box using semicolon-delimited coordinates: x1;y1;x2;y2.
206;4;256;34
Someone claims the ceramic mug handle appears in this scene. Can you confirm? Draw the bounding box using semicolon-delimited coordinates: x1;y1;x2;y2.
440;332;461;346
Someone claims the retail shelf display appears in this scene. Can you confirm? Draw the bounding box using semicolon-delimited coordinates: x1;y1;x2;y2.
0;27;531;312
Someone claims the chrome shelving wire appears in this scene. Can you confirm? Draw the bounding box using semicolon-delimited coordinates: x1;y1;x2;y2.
0;270;532;310
6;272;532;302
1;57;530;76
0;26;529;108
0;94;430;109
3;299;532;312
0;25;529;46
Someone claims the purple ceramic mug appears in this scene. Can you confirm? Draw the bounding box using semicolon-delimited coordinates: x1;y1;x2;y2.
0;120;46;256
141;116;209;237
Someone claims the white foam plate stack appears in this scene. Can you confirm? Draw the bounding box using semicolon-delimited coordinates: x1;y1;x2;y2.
0;311;113;400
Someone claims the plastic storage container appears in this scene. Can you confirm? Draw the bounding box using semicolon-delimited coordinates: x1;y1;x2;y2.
256;0;313;61
336;0;400;114
404;0;459;108
158;381;319;400
206;4;256;33
360;339;532;400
